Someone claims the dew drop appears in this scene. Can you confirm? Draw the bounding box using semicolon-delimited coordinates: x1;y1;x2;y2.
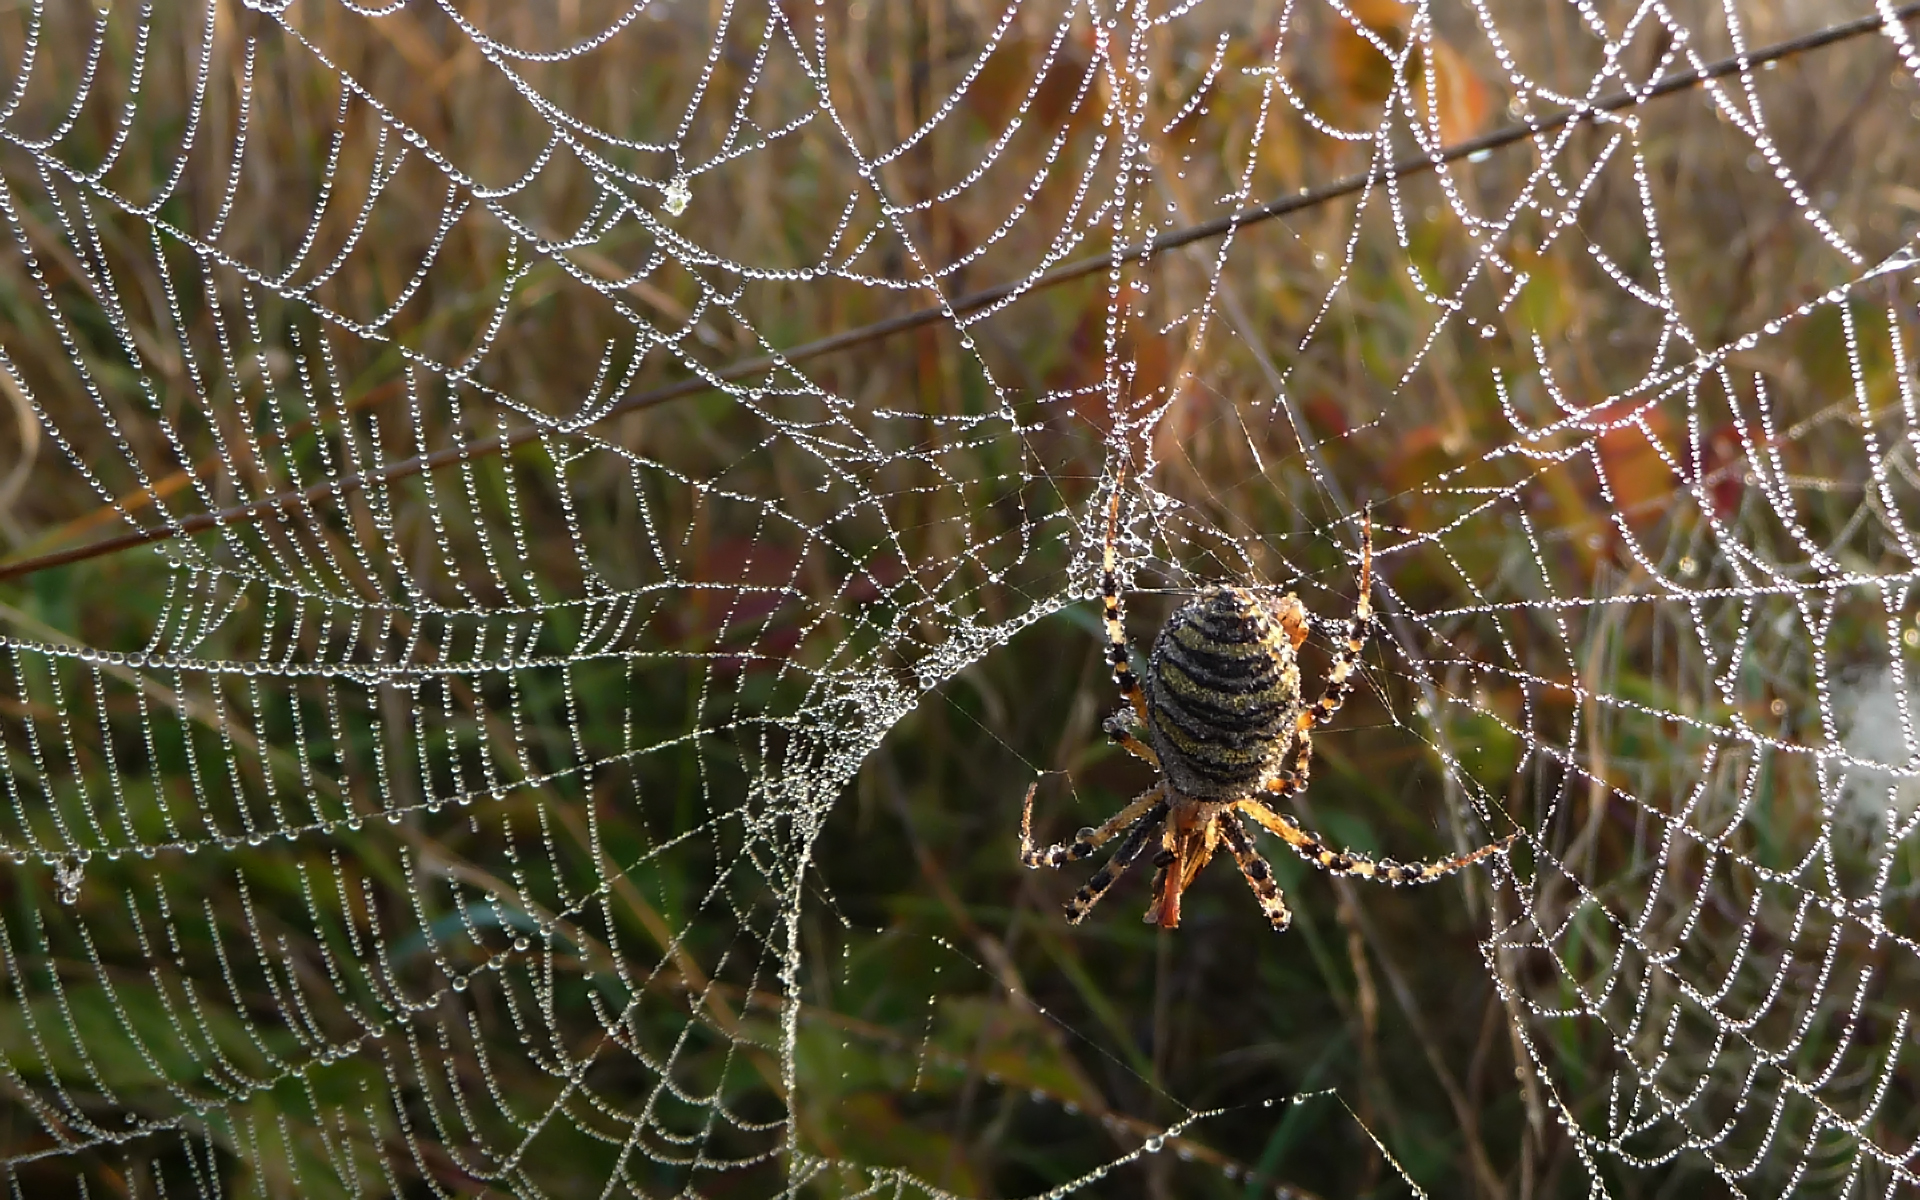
661;175;691;216
54;858;84;905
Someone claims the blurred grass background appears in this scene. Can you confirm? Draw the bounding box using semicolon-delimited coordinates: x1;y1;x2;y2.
1;1;1918;1196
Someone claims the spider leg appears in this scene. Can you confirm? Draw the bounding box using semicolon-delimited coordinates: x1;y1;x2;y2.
1261;511;1369;806
1236;800;1518;886
1181;819;1217;893
1301;506;1374;735
1103;710;1161;768
1263;727;1315;805
1141;807;1220;928
1100;467;1151;727
1064;801;1170;924
1217;810;1293;931
1020;782;1167;869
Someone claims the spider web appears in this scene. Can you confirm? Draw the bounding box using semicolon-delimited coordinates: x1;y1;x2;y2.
0;0;1916;1195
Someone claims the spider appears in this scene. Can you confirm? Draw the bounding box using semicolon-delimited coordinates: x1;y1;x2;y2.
1019;482;1518;931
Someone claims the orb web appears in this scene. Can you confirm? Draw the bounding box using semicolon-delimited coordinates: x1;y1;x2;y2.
0;1;1915;1195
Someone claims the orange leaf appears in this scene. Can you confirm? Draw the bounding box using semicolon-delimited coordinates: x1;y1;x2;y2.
1415;38;1491;144
1329;4;1405;112
1595;409;1676;535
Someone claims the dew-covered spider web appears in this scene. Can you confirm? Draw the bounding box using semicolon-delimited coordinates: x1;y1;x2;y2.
1;0;1918;1195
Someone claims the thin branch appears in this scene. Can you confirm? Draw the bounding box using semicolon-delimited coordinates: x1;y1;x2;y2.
3;3;1914;585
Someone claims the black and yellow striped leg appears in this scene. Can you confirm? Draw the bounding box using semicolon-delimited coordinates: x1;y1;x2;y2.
1303;507;1374;733
1218;811;1292;931
1264;728;1314;804
1263;511;1373;808
1237;800;1518;887
1064;800;1169;924
1100;471;1151;727
1103;710;1161;768
1021;782;1167;869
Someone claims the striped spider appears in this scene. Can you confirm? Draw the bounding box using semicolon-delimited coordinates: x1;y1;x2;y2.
1020;485;1517;931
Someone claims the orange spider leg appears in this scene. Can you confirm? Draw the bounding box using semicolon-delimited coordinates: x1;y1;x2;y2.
1236;799;1518;886
1302;506;1373;733
1021;782;1166;868
1264;728;1315;805
1104;712;1161;768
1143;805;1219;928
1182;819;1219;893
1264;509;1373;810
1143;839;1182;928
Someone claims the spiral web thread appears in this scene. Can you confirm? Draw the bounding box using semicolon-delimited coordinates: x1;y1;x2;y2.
0;0;1916;1195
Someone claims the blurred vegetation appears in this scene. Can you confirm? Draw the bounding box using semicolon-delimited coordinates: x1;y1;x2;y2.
1;1;1918;1197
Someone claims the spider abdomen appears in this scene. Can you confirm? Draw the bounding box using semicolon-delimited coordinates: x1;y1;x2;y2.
1145;587;1300;799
